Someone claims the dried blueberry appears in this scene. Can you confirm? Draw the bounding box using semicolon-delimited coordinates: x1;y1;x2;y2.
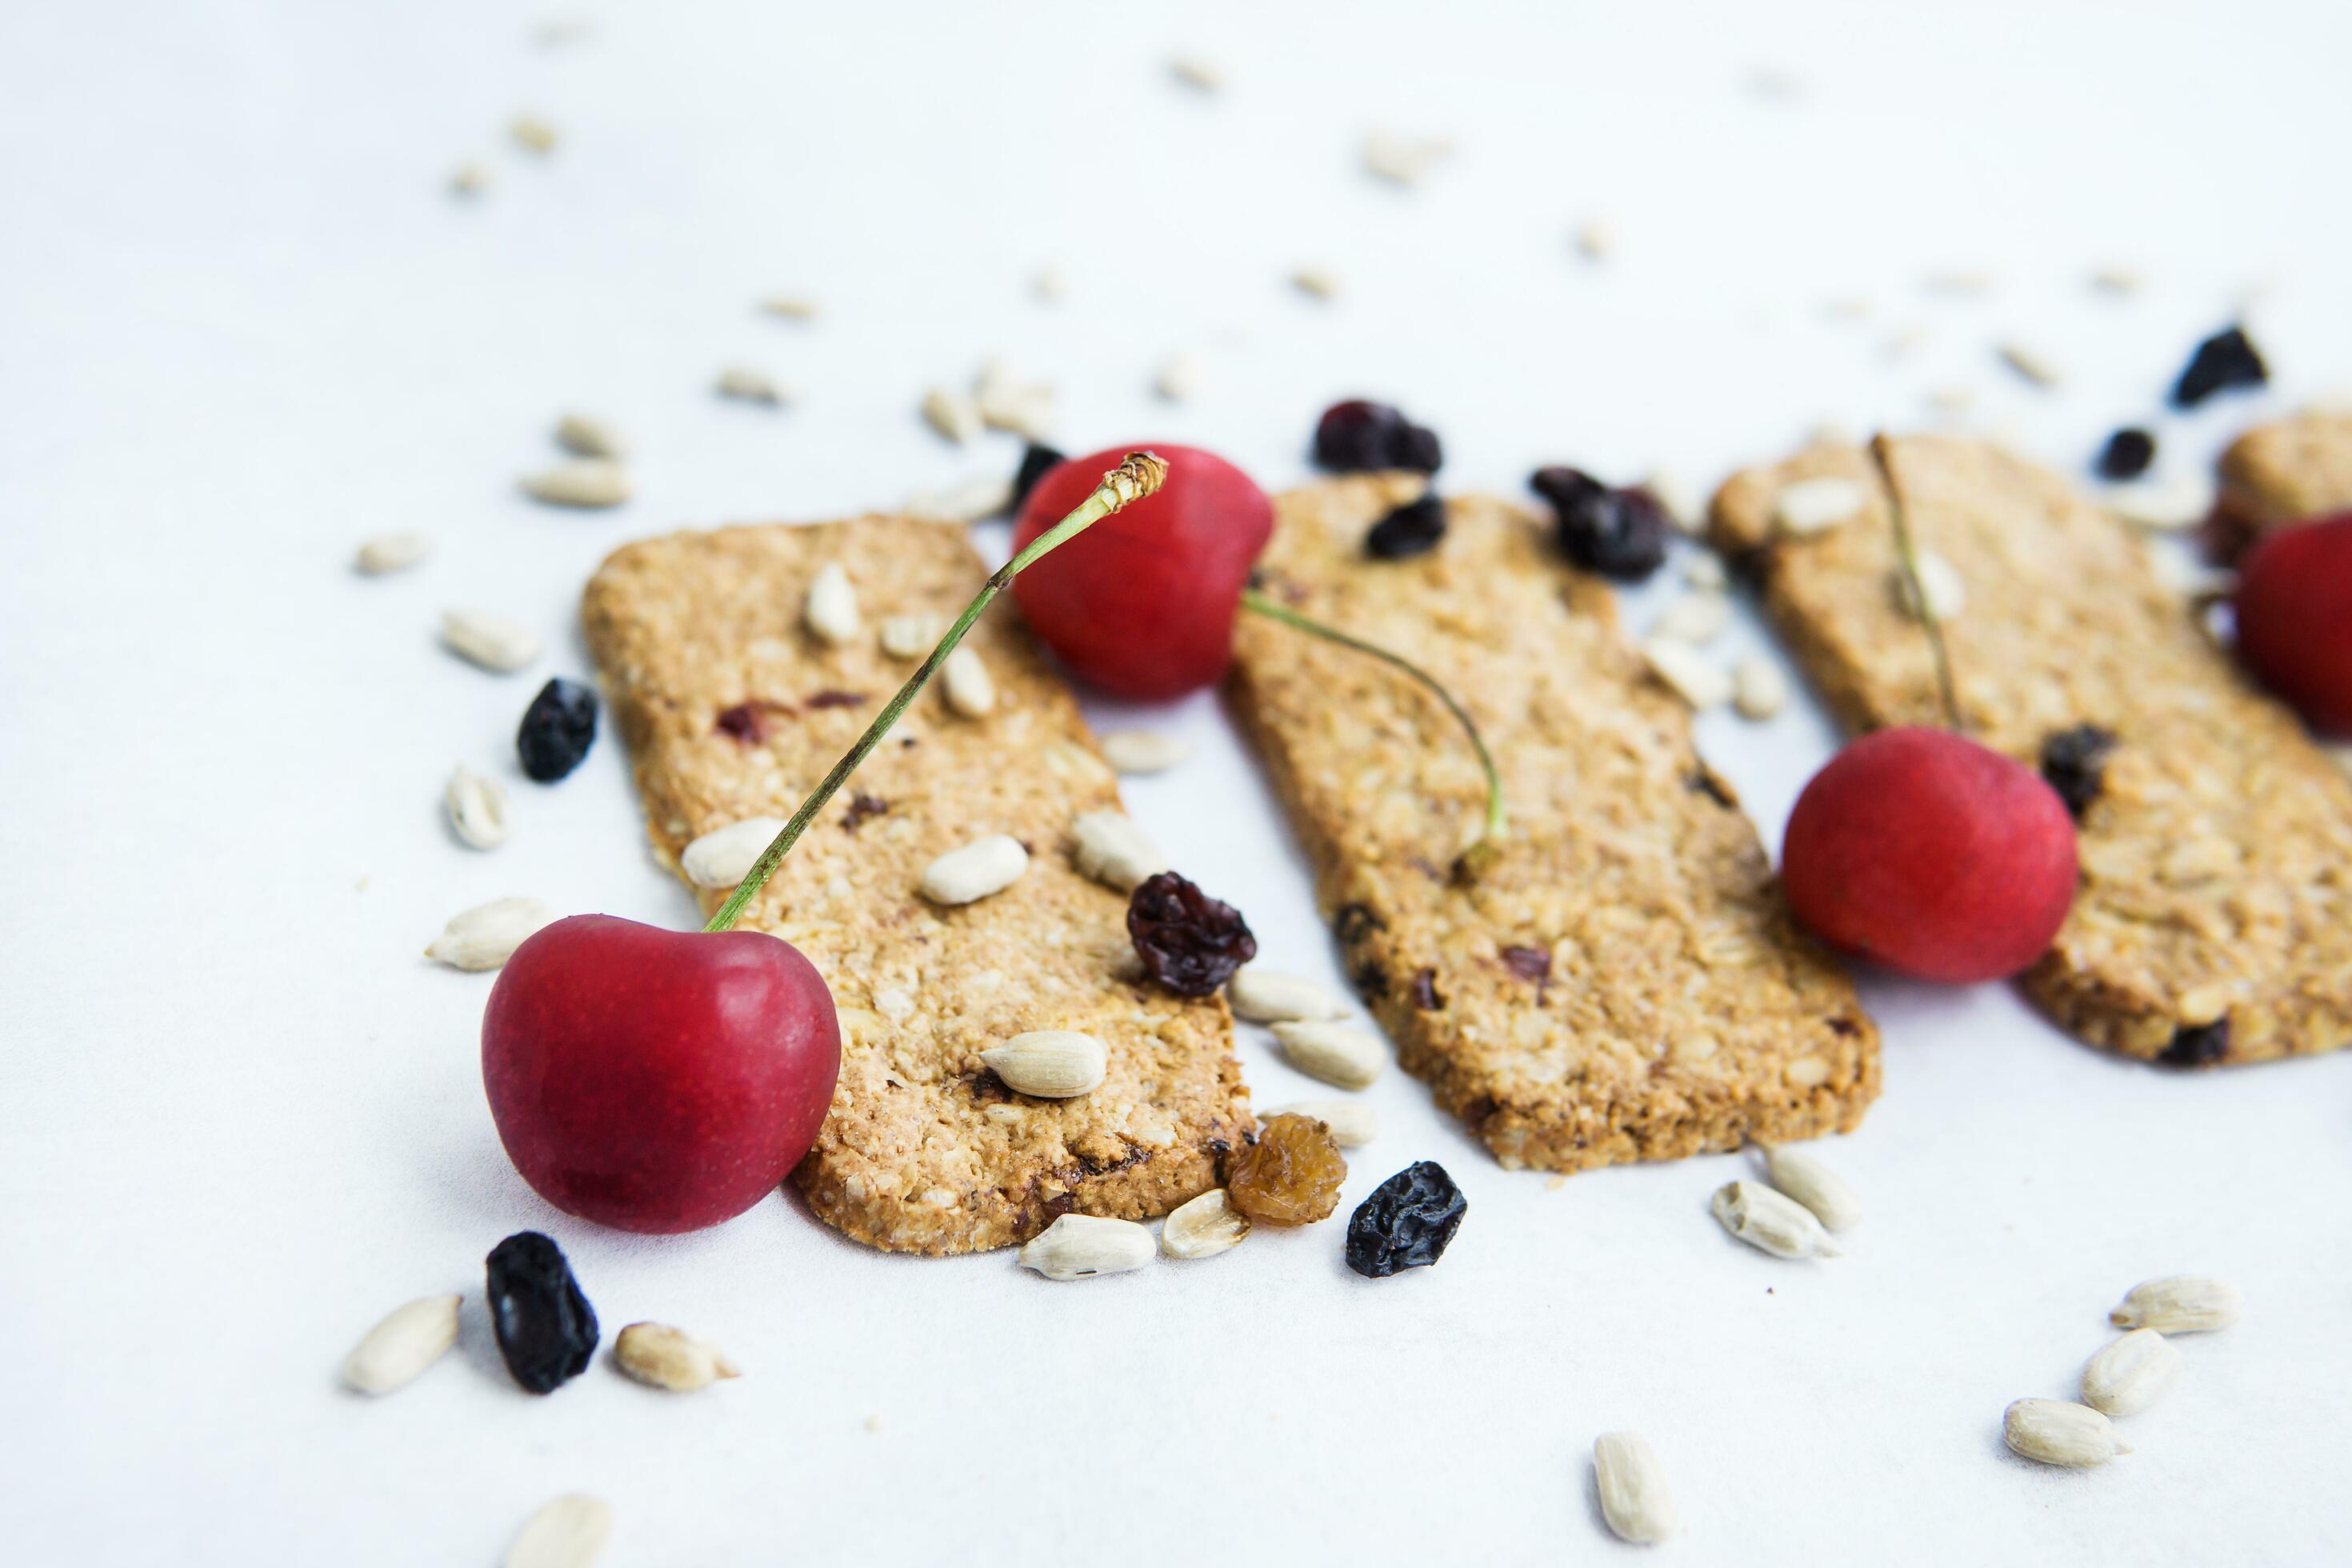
2159;1018;2231;1068
1531;466;1668;582
2171;325;2267;408
1345;1161;1466;1278
1365;494;1448;560
2039;724;2118;819
485;1231;598;1393
1313;400;1442;474
1011;442;1066;514
517;678;598;782
2095;428;2155;481
1127;871;1258;997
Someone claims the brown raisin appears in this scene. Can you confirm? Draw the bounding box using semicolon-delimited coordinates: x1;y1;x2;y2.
1127;871;1257;997
1225;1114;1347;1226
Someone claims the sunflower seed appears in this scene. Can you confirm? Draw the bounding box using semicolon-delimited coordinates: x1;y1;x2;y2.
942;646;995;718
2109;1274;2242;1334
1574;215;1616;262
982;1030;1107;1098
921;385;982;444
1731;656;1789;721
1259;1098;1375;1147
505;1494;610;1568
426;896;555;971
1031;266;1068;302
1593;1431;1676;1544
355;532;433;575
974;362;1055;439
1643;468;1701;534
2103;474;2212;531
680;817;787;887
614;1322;741;1392
1098;730;1190;775
1290;265;1342;299
1070;810;1167;892
508;114;558;154
1682;550;1727;590
1924;267;1996;296
1642;636;1731;710
804;562;860;645
1710;1179;1841;1259
1773;476;1866;535
521;458;632;510
1653;590;1731;646
441;609;542;674
1760;1145;1862;1231
1893;550;1967;621
1998;341;2062;388
450;162;492;197
554;412;629;459
879;613;946;660
1271;1020;1385;1090
1161;1189;1250;1258
1361;129;1450;186
2082;1329;2182;1417
918;834;1028;905
758;294;818;320
907;475;1014;523
1169;55;1223;92
342;1294;461;1395
716;364;786;405
1926;385;1976;417
2090;266;2144;294
446;765;514;850
1018;1214;1154;1280
1226;967;1346;1024
1154;352;1205;402
2003;1398;2127;1468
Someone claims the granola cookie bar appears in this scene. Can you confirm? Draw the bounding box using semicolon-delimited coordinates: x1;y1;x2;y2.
582;517;1250;1254
1227;475;1878;1174
2218;407;2352;540
1711;434;2352;1065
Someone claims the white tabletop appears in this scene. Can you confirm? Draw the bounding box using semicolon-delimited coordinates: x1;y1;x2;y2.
6;2;2350;1562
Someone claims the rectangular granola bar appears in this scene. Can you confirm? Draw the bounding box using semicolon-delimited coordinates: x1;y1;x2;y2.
2218;408;2352;540
582;516;1250;1254
1710;434;2352;1064
1227;475;1879;1174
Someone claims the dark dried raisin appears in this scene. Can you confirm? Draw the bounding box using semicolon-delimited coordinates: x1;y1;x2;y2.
1531;466;1667;582
2159;1018;2231;1067
1011;442;1066;514
1333;902;1386;946
2039;724;2118;819
2095;428;2155;481
1345;1161;1466;1278
1127;871;1257;997
841;792;889;832
805;689;866;710
518;679;598;782
1365;493;1448;559
1312;400;1442;474
485;1231;598;1393
714;698;790;745
2171;325;2267;408
1500;945;1551;999
1410;967;1444;1010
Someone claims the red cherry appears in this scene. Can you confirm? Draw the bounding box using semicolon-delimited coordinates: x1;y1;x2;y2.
1011;443;1273;701
482;914;841;1234
2233;513;2352;736
1781;727;2078;984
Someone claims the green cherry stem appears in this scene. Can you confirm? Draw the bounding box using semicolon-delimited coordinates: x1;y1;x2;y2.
1870;434;1964;731
1238;587;1507;879
702;451;1170;934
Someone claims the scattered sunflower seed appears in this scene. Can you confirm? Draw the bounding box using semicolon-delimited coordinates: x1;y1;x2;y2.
1683;550;1728;590
426;896;556;971
918;834;1029;905
716;364;786;406
1161;1188;1250;1258
2090;266;2144;294
941;646;995;718
1639;468;1700;534
2082;1328;2182;1417
1154;352;1206;402
803;562;860;645
1730;658;1788;722
554;412;629;459
1259;1098;1375;1147
1030;266;1068;303
1226;967;1346;1024
1169;54;1223;92
2003;1398;2126;1468
446;764;514;850
680;817;787;888
1361;129;1451;186
450;161;492;198
614;1322;740;1392
441;609;542;674
2103;474;2213;531
1772;476;1866;535
1593;1431;1677;1545
1018;1214;1154;1280
1270;1019;1385;1090
1923;267;1995;296
1652;590;1732;646
983;1030;1108;1098
521;458;632;510
1882;323;1930;361
355;532;433;575
507;114;559;154
1290;265;1342;300
1071;810;1168;892
342;1294;461;1395
1760;1145;1861;1231
505;1494;610;1568
879;613;946;660
1098;729;1191;775
974;361;1055;439
1893;548;1967;621
906;474;1014;524
1641;636;1731;710
921;385;982;444
1998;341;2062;388
1574;216;1616;262
1926;385;1977;417
758;294;818;320
2109;1274;2242;1334
1710;1179;1840;1259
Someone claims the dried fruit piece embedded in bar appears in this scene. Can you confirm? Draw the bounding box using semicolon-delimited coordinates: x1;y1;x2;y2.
1344;1161;1466;1277
486;1230;599;1394
2039;724;2119;819
1364;493;1448;560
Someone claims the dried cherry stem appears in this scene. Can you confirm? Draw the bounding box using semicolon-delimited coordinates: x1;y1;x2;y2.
702;451;1170;934
1870;434;1964;731
1238;587;1506;880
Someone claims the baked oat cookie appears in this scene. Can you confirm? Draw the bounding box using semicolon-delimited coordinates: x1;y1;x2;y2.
582;517;1250;1254
1711;434;2352;1065
1228;476;1878;1174
2218;407;2352;540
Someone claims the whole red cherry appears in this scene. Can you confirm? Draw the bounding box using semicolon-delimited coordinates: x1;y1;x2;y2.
2233;512;2352;736
1781;727;2078;984
482;914;841;1234
1011;443;1274;701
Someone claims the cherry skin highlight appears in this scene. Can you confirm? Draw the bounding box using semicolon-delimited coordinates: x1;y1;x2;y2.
1011;443;1274;701
1781;727;2078;984
2233;513;2352;736
482;914;841;1234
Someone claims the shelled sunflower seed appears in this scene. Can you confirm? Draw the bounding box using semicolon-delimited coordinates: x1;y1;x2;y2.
918;834;1028;905
1270;1020;1385;1090
1290;265;1342;300
356;532;433;575
1169;55;1223;92
521;458;631;510
1892;549;1967;621
803;562;860;645
342;1294;461;1394
716;365;786;406
554;413;629;459
446;765;514;850
982;1030;1107;1098
1226;967;1346;1024
1642;637;1731;710
426;896;555;971
1259;1099;1375;1147
974;362;1054;440
1098;730;1190;774
504;1494;610;1568
1652;590;1731;646
1731;656;1788;721
1018;1214;1154;1280
1070;810;1166;892
1161;1189;1250;1258
1772;476;1865;535
2002;1398;2126;1468
921;386;982;444
758;294;818;320
680;817;788;887
1592;1431;1676;1544
941;646;995;718
879;613;946;660
614;1322;740;1392
441;609;542;674
1710;1179;1840;1259
1154;353;1205;402
507;114;558;154
2109;1275;2242;1334
450;162;492;198
2081;1328;2182;1417
1759;1145;1862;1230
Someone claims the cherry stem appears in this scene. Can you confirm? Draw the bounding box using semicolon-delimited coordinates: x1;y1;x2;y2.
702;452;1171;934
1870;435;1964;731
1238;587;1507;879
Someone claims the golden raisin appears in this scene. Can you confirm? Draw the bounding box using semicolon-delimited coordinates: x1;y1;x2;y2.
1225;1114;1347;1226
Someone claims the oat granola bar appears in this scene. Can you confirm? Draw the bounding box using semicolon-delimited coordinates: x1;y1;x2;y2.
1711;434;2352;1064
582;517;1250;1254
2218;407;2352;540
1227;475;1879;1173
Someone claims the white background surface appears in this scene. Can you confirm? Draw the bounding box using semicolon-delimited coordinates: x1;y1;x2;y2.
4;2;2350;1562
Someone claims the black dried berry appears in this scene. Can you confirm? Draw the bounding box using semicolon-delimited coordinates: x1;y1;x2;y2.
1126;871;1257;997
2159;1018;2231;1068
2095;428;2155;481
1345;1161;1466;1278
1011;442;1066;514
1313;400;1442;474
2039;724;2118;819
517;678;598;782
1531;466;1668;582
841;792;889;832
2171;325;2267;408
1410;966;1444;1010
1366;494;1447;560
485;1231;598;1393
